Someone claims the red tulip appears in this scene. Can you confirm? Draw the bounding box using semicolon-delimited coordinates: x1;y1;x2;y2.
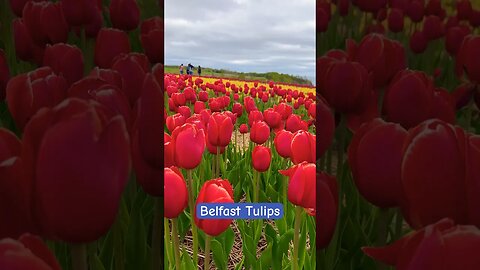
354;0;386;13
194;179;234;236
423;15;445;41
13;18;44;64
224;111;237;125
88;67;125;90
274;129;293;159
232;102;243;117
9;0;37;17
109;0;140;31
61;0;101;27
0;50;10;100
409;30;428;54
248;110;263;127
469;10;480;27
207;112;233;147
164;167;188;218
451;83;475;110
0;129;35;239
177;106;191;119
318;58;372;113
252;145;271;172
317;5;329;32
68;77;132;130
425;0;445;19
166;113;186;133
94;28;131;68
388;8;404;33
290;130;316;164
338;0;349;16
348;34;406;89
111;53;150;105
183;87;196;103
317;171;338;249
280;162;315;210
401;119;468;228
274;102;293;120
348;118;407;208
456;35;480;84
164;133;174;167
239;123;248;134
6;67;68;130
363;218;480;269
406;0;425;22
43;43;84;86
457;0;473;21
23;98;130;243
445;26;470;56
194;101;206;114
171;123;205;170
132;74;162;196
250;120;270;145
285;114;308;133
0;234;62;270
23;1;69;45
141;17;163;63
383;70;435;129
244;96;257;113
263;108;282;129
198;91;208;102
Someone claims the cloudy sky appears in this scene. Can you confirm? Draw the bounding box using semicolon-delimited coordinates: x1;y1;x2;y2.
165;0;315;84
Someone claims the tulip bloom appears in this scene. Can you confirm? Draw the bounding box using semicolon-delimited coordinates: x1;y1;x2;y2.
132;74;162;196
248;110;264;127
164;167;188;218
43;43;84;86
317;172;338;249
141;17;163;63
171;123;206;170
239;123;248;134
22;1;69;46
23;98;131;243
409;30;428;54
109;0;140;31
94;28;131;68
456;35;480;84
285;114;308;133
207;112;233;148
6;67;68;130
388;8;404;33
252;145;271;172
111;53;150;105
0;234;62;270
12;18;44;65
364;218;480;269
281;162;315;210
274;130;293;159
263;108;282;129
194;101;206;114
290;131;316;164
250;121;270;145
0;129;34;239
316;98;334;158
348;34;406;88
61;0;101;27
194;179;234;236
348;118;407;208
166;113;186;133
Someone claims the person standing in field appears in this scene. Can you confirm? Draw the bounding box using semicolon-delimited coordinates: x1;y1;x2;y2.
179;64;184;74
198;65;202;76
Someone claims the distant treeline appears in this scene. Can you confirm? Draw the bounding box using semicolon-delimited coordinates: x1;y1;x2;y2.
164;66;313;86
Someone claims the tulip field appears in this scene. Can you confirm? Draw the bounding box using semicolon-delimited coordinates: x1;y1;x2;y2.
164;74;317;269
316;0;480;269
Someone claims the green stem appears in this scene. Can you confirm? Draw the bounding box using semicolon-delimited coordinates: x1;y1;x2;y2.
293;206;303;270
71;244;87;270
394;209;403;240
171;219;182;270
376;208;389;270
152;198;162;270
187;170;199;267
164;218;174;268
217;146;221;177
204;235;212;270
253;170;258;202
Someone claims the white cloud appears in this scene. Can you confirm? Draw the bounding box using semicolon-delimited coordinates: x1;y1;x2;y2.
165;0;316;84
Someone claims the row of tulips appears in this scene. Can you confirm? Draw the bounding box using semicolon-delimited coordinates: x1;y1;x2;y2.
0;0;165;269
317;0;480;269
163;72;319;269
